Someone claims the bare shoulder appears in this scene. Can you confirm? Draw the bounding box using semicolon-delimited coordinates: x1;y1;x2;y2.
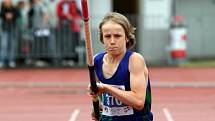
130;52;146;65
130;52;145;61
129;52;148;73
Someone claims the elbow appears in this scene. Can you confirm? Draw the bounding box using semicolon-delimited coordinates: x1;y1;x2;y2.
134;100;145;110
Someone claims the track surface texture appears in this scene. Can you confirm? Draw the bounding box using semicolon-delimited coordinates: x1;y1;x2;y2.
0;67;215;121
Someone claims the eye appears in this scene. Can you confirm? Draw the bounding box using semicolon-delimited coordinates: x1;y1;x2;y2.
104;34;111;39
114;34;122;38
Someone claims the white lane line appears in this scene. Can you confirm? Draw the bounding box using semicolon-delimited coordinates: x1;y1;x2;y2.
69;109;80;121
163;108;174;121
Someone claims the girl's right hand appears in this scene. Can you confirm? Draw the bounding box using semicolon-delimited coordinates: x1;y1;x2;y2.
87;83;105;101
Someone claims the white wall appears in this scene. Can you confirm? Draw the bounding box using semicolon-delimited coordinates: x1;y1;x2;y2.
138;0;172;64
143;0;171;29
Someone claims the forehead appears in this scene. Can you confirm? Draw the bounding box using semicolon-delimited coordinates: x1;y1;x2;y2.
102;21;124;33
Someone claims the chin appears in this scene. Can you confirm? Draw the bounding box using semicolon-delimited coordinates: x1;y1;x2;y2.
109;51;121;55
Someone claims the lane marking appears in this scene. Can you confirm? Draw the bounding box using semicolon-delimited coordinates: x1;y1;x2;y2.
69;109;80;121
163;108;174;121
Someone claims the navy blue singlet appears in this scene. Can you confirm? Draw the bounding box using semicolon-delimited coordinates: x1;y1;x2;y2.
94;50;153;121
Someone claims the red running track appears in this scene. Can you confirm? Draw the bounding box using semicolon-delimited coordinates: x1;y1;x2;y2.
0;67;215;121
0;67;215;82
0;87;215;121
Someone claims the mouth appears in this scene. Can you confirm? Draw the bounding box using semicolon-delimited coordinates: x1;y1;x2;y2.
109;47;118;51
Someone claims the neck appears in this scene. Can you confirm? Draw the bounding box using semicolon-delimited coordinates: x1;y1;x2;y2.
106;51;126;64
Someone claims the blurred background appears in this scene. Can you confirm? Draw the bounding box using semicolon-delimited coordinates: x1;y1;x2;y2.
0;0;215;121
0;0;214;69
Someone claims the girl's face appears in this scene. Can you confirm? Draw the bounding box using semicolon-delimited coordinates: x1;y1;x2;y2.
101;21;128;55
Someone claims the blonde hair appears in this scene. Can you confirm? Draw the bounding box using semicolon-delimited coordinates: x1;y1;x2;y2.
99;12;136;49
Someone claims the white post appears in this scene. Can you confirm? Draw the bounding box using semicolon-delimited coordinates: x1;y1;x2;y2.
90;0;112;29
89;0;112;54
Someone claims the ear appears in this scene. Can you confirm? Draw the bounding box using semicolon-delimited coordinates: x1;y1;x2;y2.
125;37;129;43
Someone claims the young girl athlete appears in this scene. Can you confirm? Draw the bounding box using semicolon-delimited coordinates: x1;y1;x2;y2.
89;12;153;121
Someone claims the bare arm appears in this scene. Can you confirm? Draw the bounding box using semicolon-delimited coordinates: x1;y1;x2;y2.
100;52;148;110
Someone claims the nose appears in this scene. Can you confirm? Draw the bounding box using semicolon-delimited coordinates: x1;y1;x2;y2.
110;37;115;44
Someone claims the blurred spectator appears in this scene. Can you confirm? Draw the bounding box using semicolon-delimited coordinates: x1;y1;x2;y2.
16;0;27;62
27;0;56;67
28;0;49;30
56;0;81;66
43;0;58;28
16;0;26;29
0;0;19;68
